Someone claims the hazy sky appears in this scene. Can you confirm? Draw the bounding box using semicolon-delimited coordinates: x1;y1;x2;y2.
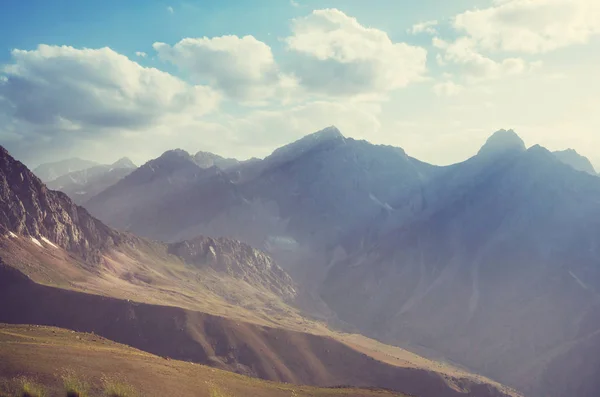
0;0;599;170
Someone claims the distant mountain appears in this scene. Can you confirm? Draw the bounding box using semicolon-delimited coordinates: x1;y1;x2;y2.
553;149;597;174
46;157;137;204
321;131;600;397
33;157;99;182
194;151;240;170
0;145;296;305
84;127;439;287
85;149;240;240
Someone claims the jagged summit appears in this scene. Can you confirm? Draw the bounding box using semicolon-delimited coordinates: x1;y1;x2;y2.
0;145;121;260
553;149;596;174
478;129;526;157
111;157;136;169
310;125;345;141
267;126;346;165
193;151;240;170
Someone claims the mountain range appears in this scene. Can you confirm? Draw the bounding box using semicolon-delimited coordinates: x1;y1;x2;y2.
55;126;600;397
45;157;137;204
0;142;517;397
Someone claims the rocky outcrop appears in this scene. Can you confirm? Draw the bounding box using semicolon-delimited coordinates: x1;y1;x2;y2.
169;236;297;301
0;146;123;261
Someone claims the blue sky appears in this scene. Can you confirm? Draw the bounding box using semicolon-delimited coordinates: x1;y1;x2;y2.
1;0;599;169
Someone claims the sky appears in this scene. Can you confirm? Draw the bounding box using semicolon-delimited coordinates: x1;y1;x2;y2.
0;0;599;170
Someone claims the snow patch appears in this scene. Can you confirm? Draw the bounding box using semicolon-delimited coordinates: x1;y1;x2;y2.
369;193;393;211
569;271;588;290
41;236;58;248
30;237;43;248
7;231;18;238
209;246;217;256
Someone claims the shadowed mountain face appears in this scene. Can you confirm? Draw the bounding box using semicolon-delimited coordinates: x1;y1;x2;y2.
322;134;600;397
46;157;137;204
553;149;597;175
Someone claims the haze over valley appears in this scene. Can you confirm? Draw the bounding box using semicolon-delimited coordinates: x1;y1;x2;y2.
1;1;599;396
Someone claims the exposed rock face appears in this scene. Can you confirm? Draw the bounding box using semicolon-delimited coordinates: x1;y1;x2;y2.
169;236;296;300
47;157;137;204
477;129;526;158
33;157;100;182
194;151;240;170
0;146;122;261
553;149;597;174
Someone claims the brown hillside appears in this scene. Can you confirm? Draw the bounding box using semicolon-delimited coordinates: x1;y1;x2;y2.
0;324;404;397
0;263;515;397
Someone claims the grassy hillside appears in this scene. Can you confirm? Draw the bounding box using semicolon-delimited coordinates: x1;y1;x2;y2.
0;324;405;397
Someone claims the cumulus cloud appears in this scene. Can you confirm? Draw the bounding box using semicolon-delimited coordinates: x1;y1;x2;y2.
290;0;299;7
0;45;221;164
433;81;464;97
284;9;427;96
154;35;296;101
0;45;219;130
409;20;438;35
454;0;600;54
135;51;147;57
433;37;538;81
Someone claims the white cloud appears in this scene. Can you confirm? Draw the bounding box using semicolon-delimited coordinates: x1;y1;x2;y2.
433;37;538;82
167;6;174;14
154;36;296;102
218;100;382;156
290;0;299;7
409;20;438;35
454;0;600;54
135;51;147;58
433;81;464;97
0;45;220;161
284;9;427;96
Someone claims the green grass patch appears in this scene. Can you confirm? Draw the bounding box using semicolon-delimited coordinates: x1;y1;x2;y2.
62;371;89;397
102;376;138;397
209;385;232;397
17;377;46;397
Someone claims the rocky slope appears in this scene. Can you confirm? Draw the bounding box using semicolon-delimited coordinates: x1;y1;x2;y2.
0;146;123;261
46;157;136;204
0;145;296;304
168;236;296;301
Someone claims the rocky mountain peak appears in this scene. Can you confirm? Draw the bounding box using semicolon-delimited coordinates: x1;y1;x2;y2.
266;126;346;166
478;129;526;158
193;151;240;170
0;145;123;261
111;157;137;169
168;236;296;300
